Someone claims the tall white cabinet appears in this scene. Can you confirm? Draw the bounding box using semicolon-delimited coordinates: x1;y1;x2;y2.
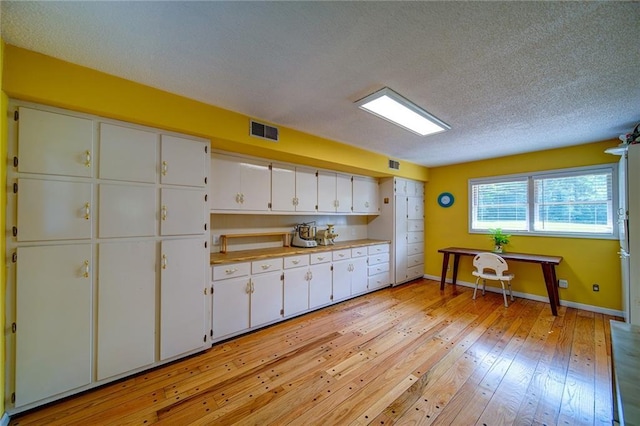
368;177;425;285
6;103;210;412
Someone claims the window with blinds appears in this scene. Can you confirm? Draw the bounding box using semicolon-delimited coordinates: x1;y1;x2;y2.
469;164;617;238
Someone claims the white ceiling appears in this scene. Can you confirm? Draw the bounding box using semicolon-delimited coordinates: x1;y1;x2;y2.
1;1;639;167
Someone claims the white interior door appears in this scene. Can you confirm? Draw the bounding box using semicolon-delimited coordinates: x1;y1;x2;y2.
17;178;92;242
15;245;92;407
161;135;207;187
160;239;207;360
99;123;157;183
99;184;156;238
18;107;94;177
161;188;206;236
97;241;156;380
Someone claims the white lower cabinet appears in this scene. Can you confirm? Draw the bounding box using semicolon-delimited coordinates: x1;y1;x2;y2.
309;263;332;309
212;274;251;339
251;271;284;326
97;241;156;380
15;245;92;407
284;255;310;317
160;238;209;360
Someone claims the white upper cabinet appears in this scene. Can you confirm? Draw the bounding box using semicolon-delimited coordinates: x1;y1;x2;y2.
271;163;317;213
352;176;379;214
18;107;94;178
160;188;206;236
99;123;157;183
210;153;271;211
17;178;93;242
408;196;424;220
98;184;156;238
317;171;352;213
161;135;208;187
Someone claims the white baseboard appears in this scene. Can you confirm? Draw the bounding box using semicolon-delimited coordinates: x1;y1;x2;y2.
1;412;10;426
423;274;623;317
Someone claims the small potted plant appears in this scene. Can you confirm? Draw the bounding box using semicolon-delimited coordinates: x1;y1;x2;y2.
488;228;510;253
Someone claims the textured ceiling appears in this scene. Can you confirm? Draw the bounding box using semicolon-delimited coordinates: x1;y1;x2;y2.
1;1;639;167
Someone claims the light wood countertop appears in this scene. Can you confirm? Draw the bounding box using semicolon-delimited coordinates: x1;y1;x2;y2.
210;239;390;265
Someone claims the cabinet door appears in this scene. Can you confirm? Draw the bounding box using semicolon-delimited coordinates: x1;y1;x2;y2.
160;135;207;187
352;176;379;213
160;239;208;360
15;245;92;407
161;188;206;236
284;267;309;317
212;277;251;338
99;123;157;183
17;179;92;242
271;163;296;212
210;154;242;210
317;171;337;212
408;196;424;220
250;272;283;327
99;184;156;238
18;107;94;178
240;159;271;211
336;173;352;213
332;260;352;301
351;257;368;295
97;242;155;380
295;167;317;212
309;263;332;309
395;196;408;284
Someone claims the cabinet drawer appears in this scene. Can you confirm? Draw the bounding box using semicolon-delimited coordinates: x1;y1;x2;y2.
408;232;424;244
408;254;424;267
408;242;424;256
368;273;390;289
368;252;390;266
251;258;283;274
284;255;309;269
368;262;390;276
212;262;250;281
351;247;368;258
332;249;351;261
407;220;424;232
368;244;390;255
407;264;424;280
310;252;331;264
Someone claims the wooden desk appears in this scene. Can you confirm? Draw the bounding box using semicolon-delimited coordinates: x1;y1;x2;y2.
610;320;640;426
438;247;563;316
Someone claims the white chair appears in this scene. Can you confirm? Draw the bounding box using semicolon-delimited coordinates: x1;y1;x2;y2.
472;252;514;307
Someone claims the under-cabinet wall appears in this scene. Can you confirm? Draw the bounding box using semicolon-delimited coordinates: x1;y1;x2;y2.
5;102;211;413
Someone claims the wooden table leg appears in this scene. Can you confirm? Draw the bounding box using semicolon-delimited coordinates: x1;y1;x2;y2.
452;255;460;285
541;263;559;316
440;252;450;290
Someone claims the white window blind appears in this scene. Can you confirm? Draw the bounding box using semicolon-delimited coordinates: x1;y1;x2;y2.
469;164;616;238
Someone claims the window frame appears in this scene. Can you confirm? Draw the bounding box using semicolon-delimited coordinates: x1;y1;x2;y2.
468;164;619;240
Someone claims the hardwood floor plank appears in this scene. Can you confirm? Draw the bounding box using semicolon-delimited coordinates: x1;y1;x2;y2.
9;280;615;426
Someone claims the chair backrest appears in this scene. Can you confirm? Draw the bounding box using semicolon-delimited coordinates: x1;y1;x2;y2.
473;252;510;276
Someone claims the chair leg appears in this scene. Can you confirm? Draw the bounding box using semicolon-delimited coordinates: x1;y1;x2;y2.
482;279;486;296
473;277;479;300
508;281;514;301
500;280;508;307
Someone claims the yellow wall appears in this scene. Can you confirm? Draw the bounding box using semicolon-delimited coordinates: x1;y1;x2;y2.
425;140;622;311
2;45;428;181
0;39;7;416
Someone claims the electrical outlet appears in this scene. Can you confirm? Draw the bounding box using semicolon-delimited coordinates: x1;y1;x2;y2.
558;279;568;289
212;234;220;245
593;283;600;292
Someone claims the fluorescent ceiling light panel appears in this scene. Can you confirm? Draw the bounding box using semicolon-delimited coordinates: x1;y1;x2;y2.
356;87;450;136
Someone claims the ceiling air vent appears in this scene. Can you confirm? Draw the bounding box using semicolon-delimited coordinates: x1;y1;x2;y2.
250;120;279;142
388;159;400;170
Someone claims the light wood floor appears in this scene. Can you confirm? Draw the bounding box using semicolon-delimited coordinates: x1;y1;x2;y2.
11;279;617;425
